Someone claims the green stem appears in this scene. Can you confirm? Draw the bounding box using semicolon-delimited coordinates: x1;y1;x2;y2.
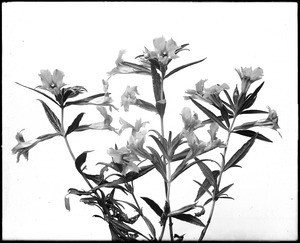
198;116;237;241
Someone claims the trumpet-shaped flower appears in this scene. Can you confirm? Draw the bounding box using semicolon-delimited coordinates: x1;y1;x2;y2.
235;67;263;94
88;106;117;133
37;69;65;96
107;50;151;77
181;107;204;132
143;36;186;66
255;106;281;136
121;86;139;111
12;130;40;162
118;118;148;136
107;147;140;174
185;79;229;107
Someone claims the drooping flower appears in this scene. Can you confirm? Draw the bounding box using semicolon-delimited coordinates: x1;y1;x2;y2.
37;69;65;96
107;50;151;77
235;67;263;94
12;130;40;162
185;79;230;107
107;146;140;174
143;36;187;65
121;86;139;111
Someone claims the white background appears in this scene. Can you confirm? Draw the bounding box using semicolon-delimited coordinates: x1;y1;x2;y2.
2;2;298;241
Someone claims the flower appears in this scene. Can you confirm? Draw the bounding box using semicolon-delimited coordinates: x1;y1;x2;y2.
107;147;140;174
235;67;263;94
88;106;117;133
37;69;65;96
255;106;281;136
119;118;148;135
121;86;139;111
11;130;40;162
181;107;204;132
185;79;229;107
143;36;185;65
107;50;151;77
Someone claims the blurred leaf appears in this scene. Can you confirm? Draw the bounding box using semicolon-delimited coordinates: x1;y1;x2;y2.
65;113;85;136
233;130;272;143
68;188;92;196
62;86;87;102
16;82;60;106
64;195;70;211
164;58;207;79
220;104;230;128
224;133;257;171
156;99;166;118
141;197;163;217
64;93;106;107
38;99;62;134
172;148;190;162
190;98;228;130
203;198;213;206
36;132;60;140
142;215;157;240
150;61;162;102
240;109;268;115
172;214;205;227
135;99;157;113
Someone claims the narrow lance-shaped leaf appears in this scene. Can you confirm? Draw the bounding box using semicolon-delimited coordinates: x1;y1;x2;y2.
16;82;60;106
240;109;269;115
220;104;230;128
216;183;234;197
65;112;85;136
233;130;272;143
172;214;205;227
64;93;106;107
223;89;234;109
194;171;220;201
75;151;93;174
149;135;170;162
197;160;217;188
38;99;62;134
223;133;258;171
190;98;228;130
164;58;207;79
141;197;163;217
142;215;157;240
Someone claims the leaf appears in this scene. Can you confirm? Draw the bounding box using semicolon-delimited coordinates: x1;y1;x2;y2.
156;99;166;118
223;133;257;171
216;183;234;197
64;194;70;211
172;148;190;162
172;214;205;227
190;98;228;130
75;151;93;174
150;62;162;102
141;197;163;217
220;104;230;128
142;215;157;240
38;99;62;134
68;188;92;196
64;93;106;107
164;58;207;79
196;160;216;188
238;82;264;114
135;99;157;113
149;135;170;162
233;130;272;143
147;146;167;180
223;89;234;109
240;109;269;115
16;82;59;106
194;171;220;201
36;132;60;140
65;112;85;136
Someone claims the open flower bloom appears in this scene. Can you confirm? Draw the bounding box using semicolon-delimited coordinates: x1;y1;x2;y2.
142;36;188;66
118;118;148;135
235;67;263;94
181;107;204;132
185;79;229;107
88;106;117;133
12;131;40;162
37;69;65;96
254;106;281;136
121;86;139;111
107;147;140;174
107;50;151;77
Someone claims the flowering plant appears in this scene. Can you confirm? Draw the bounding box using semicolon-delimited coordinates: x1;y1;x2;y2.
12;36;281;241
